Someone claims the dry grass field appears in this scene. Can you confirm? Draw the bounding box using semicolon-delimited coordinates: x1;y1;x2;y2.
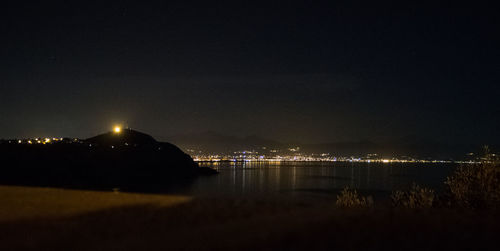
1;185;499;250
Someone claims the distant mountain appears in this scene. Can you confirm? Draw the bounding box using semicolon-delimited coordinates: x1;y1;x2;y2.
167;131;386;155
300;140;381;156
165;131;488;159
166;131;284;153
301;140;481;159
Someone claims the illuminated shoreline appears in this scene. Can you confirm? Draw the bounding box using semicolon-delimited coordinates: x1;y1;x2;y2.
193;158;476;164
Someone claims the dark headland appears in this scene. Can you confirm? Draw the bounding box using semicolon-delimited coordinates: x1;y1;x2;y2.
0;129;217;191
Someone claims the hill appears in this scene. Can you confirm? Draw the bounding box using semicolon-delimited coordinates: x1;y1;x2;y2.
0;129;216;191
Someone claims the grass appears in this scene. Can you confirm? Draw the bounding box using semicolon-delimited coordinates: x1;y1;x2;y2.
1;185;499;250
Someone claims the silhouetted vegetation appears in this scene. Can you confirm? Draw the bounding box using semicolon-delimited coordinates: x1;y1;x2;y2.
444;146;500;209
335;187;370;208
391;183;435;209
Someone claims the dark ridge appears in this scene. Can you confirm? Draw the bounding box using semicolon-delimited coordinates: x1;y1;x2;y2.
0;129;217;192
86;128;158;147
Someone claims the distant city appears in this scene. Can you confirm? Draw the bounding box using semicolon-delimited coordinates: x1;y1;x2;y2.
3;137;485;164
186;149;482;164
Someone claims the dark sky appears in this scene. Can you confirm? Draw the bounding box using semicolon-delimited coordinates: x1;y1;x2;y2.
1;1;499;144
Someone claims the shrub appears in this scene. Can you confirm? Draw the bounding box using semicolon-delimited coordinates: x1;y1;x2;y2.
391;183;435;209
444;148;500;209
336;187;369;208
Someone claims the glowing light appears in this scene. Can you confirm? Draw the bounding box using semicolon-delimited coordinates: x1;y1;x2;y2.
113;126;122;133
45;138;51;143
382;159;390;163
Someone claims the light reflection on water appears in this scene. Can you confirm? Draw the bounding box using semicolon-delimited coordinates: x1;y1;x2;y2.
182;161;456;197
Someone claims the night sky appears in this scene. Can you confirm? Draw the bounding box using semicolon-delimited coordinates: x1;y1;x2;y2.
1;1;499;145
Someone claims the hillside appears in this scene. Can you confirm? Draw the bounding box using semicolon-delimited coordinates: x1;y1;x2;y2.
0;129;216;191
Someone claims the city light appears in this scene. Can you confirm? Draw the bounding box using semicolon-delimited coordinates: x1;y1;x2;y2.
189;152;460;164
1;135;475;164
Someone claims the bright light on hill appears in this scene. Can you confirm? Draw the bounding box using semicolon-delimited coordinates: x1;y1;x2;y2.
113;126;122;134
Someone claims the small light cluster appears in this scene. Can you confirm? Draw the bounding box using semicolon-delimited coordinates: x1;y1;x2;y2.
12;137;65;145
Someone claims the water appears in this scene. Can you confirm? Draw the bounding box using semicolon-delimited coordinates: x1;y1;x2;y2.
176;161;457;198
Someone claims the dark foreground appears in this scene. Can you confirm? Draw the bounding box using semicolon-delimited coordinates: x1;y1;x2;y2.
0;186;498;250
